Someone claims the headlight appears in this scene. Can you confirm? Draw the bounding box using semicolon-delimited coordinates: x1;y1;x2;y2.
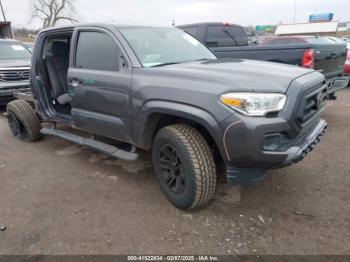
220;92;287;116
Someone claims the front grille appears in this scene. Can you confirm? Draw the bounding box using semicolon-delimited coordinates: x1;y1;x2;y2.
296;82;328;126
0;69;30;82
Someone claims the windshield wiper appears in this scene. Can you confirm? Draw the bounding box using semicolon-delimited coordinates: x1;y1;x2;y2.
150;62;181;67
150;58;213;67
193;58;211;62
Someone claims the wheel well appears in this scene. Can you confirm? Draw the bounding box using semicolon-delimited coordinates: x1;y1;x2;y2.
147;114;223;163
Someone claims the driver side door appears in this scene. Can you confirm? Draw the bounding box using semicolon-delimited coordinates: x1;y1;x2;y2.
68;27;133;143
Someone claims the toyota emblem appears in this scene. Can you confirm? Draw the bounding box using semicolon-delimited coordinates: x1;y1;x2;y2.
16;71;25;79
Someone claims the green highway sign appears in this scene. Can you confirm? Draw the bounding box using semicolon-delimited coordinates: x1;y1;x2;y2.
256;25;273;32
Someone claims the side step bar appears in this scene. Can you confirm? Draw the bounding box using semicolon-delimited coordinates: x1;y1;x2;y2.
40;128;138;161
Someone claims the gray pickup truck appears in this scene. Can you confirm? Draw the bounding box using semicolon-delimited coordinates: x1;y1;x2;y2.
0;39;31;105
7;24;328;209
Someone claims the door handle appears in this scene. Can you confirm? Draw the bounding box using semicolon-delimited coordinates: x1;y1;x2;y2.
69;79;82;88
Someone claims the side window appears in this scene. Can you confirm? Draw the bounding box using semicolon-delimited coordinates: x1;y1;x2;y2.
75;31;120;71
182;27;199;38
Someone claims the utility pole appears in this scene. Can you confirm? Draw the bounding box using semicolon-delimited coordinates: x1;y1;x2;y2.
293;0;297;24
0;0;6;21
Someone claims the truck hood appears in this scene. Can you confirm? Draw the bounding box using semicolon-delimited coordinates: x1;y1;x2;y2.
150;58;316;93
0;59;31;68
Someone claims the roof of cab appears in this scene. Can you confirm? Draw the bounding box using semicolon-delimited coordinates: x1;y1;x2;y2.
38;23;174;33
178;22;243;27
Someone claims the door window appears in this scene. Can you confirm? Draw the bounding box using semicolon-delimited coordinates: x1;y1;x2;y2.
75;31;121;71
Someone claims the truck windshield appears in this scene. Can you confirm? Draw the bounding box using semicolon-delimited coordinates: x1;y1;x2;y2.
0;42;31;59
119;27;216;67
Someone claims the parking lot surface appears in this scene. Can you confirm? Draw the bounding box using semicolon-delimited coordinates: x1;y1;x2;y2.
0;89;350;255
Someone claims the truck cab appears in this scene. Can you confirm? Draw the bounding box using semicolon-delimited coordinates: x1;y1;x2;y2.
179;22;248;47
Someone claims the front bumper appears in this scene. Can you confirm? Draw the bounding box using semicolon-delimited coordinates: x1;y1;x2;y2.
222;115;327;165
282;119;327;166
225;119;327;183
218;71;329;183
0;81;31;105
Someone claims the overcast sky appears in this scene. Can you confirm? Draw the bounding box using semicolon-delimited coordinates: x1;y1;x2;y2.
3;0;350;29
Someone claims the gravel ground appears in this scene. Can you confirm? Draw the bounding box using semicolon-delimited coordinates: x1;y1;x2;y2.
0;89;349;255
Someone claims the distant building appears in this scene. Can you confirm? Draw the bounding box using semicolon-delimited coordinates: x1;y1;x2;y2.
275;21;339;36
338;22;350;36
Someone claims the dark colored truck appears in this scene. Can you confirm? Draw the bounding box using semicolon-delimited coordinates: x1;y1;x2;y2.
178;22;349;95
7;24;328;209
0;39;31;105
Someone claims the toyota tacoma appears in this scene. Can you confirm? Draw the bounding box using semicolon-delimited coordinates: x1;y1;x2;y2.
7;24;328;209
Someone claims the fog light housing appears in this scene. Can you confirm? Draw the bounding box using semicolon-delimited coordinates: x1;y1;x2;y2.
263;134;281;151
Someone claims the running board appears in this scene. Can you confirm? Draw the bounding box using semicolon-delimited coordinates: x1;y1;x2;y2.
40;128;138;161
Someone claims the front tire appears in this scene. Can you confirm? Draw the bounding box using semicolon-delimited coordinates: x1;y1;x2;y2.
152;124;217;210
6;99;42;142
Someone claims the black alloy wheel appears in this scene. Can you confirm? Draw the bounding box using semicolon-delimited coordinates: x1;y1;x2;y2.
152;124;217;210
158;144;186;195
7;110;26;139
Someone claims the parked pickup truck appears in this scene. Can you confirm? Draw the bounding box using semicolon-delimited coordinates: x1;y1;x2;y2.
0;39;31;105
178;22;349;97
7;24;328;209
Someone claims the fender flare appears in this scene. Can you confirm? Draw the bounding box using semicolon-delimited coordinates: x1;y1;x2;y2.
133;100;226;158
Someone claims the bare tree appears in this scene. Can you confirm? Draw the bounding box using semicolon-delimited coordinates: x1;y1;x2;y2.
31;0;78;28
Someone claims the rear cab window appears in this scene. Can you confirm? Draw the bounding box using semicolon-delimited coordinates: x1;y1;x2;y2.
75;31;121;71
205;24;248;47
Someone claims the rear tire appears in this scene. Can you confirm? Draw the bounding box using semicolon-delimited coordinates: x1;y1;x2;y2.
152;124;216;210
6;99;42;142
